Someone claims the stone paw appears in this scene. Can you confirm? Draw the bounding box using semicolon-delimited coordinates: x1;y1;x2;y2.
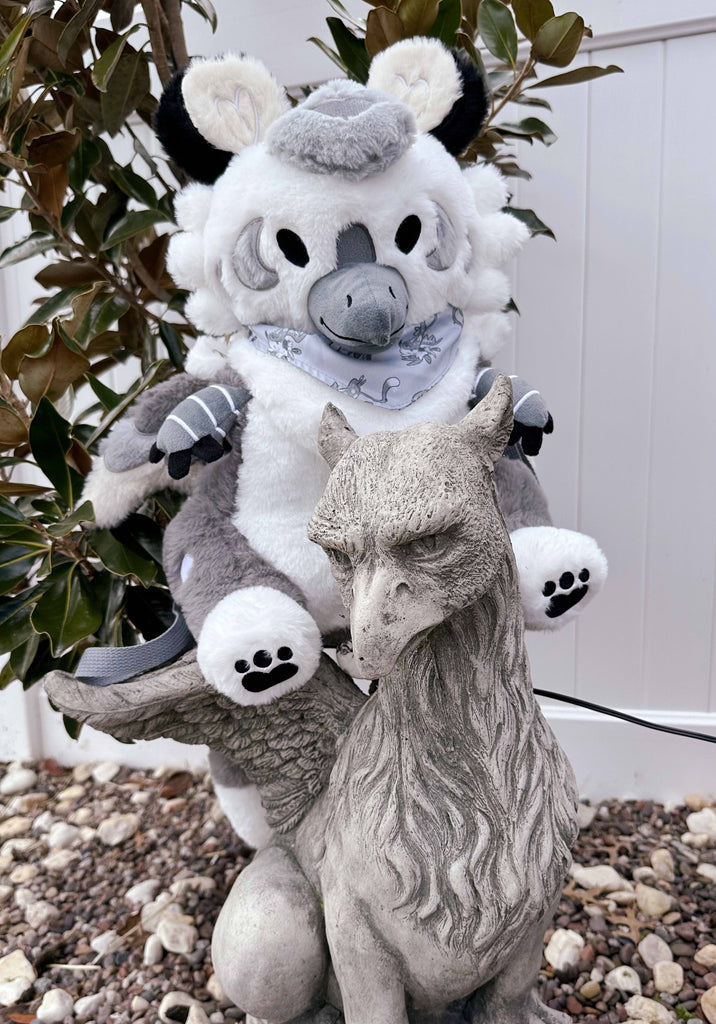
510;526;607;631
197;586;322;705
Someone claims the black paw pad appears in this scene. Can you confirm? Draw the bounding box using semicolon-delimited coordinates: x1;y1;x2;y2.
544;568;590;619
235;647;298;692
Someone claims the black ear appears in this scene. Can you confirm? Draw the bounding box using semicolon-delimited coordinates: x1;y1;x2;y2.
154;69;232;185
429;50;489;157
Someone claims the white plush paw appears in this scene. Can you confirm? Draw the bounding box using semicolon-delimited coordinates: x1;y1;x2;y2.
197;586;322;705
510;526;607;631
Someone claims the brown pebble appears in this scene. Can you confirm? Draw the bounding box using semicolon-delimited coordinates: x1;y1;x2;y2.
566;996;584;1015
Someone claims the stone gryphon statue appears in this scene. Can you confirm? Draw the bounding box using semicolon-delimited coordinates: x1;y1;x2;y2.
47;377;579;1024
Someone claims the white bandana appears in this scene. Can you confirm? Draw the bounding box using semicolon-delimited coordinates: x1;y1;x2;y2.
246;306;464;410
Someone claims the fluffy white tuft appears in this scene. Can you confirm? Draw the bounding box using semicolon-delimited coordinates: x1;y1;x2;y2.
462;162;510;215
480;211;530;267
182;54;290;155
367;38;462;133
174;183;213;233
510;526;608;631
82;460;194;529
197;586;322;706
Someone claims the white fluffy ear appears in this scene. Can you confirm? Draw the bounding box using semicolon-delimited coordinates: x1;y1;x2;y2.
367;38;462;133
181;54;290;154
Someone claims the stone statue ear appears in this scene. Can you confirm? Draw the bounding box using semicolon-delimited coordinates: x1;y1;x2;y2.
458;375;513;466
155;55;290;184
317;404;359;470
367;39;488;155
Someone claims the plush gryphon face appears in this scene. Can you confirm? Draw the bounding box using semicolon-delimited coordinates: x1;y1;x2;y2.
158;39;528;353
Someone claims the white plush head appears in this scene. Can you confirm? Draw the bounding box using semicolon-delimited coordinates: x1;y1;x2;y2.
159;42;528;355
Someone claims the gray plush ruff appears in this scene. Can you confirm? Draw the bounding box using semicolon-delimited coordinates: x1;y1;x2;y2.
266;80;416;180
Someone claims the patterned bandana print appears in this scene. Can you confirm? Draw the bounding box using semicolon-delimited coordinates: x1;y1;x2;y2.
247;306;464;410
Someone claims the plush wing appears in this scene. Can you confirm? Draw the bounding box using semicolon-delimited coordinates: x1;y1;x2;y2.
44;651;366;833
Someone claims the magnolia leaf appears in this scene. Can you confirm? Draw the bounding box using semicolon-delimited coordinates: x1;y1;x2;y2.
0;403;29;450
531;63;623;88
0;543;41;596
0;481;50;496
327;17;371;80
0;13;34;76
86;372;123;411
45;500;94;537
92;529;158;586
68;137;101;191
462;0;482;33
35;261;103;289
428;0;463;45
58;0;103;67
531;13;584;68
92;25;141;92
18;331;90;404
365;6;405;57
29;161;69;219
0;587;46;655
109;164;158;208
2;323;50;378
185;0;218;31
31;563;102;656
396;0;439;35
478;0;517;66
27;129;80;169
100;45;150;136
28;398;82;506
101;209;168;249
23;285;92;327
495;117;557;145
109;0;135;31
511;0;554;41
0;232;54;268
506;205;555;239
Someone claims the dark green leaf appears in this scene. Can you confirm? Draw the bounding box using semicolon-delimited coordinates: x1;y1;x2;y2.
31;563;102;655
428;0;463;46
0;660;14;690
10;632;43;683
396;0;439;35
109;164;158;208
68;137;101;190
494;117;557;145
511;0;554;41
86;373;123;411
63;714;83;739
531;64;623;88
45;500;94;537
158;321;185;370
505;205;555;239
531;13;584;68
23;286;90;327
0;495;26;523
0;13;33;76
29;397;82;506
0;232;55;268
100;46;151;135
58;0;103;67
0;586;45;654
92;529;157;585
477;0;517;65
327;17;371;82
308;37;348;75
92;24;141;91
101;209;168;249
110;514;165;567
0;542;41;593
185;0;218;31
0;206;19;222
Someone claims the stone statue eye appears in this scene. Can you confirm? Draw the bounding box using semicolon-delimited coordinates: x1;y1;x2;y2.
404;533;444;557
327;549;352;575
395;215;421;254
276;229;309;267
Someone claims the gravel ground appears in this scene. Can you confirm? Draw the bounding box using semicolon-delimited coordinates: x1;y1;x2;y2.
1;759;715;1024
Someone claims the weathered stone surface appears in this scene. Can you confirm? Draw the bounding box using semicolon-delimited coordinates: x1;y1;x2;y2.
638;933;673;968
577;803;597;829
544;928;584;971
159;991;202;1024
141;892;181;932
0;977;34;1006
25;900;60;929
624;995;675;1023
0;948;36;986
635;883;672;917
697;862;716;883
652;960;683;995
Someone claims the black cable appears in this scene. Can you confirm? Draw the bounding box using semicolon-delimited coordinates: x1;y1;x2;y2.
533;688;716;746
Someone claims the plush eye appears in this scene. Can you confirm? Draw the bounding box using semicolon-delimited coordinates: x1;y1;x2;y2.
395;215;421;254
277;229;309;267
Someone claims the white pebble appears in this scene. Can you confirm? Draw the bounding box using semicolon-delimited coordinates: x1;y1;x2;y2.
697;863;716;883
0;948;36;986
43;848;80;873
131;790;151;805
610;889;637;905
131;995;150;1013
684;793;708;811
48;821;80;849
125;877;161;906
702;986;716;1024
92;760;120;784
33;810;55;833
652;960;683;995
56;784;85;802
544;928;584;971
632;866;658;885
0;977;35;1006
0;767;38;795
91;929;123;956
70;807;93;825
571;864;632;893
686;807;716;837
97;812;139;846
210;1014;224;1024
0;815;32;840
14;886;35;910
695;944;716;967
157;914;199;954
0;885;11;905
605;965;642;996
10;863;39;884
649;848;675;882
8;791;48;814
638;933;672;968
74;992;105;1019
187;1006;211;1024
72;762;94;783
206;973;226;1002
159;991;201;1024
635;883;672;918
143;933;164;965
25;900;60;929
681;831;712;849
170;876;216;897
577;803;597;829
36;987;74;1023
141;892;180;932
624;995;675;1023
